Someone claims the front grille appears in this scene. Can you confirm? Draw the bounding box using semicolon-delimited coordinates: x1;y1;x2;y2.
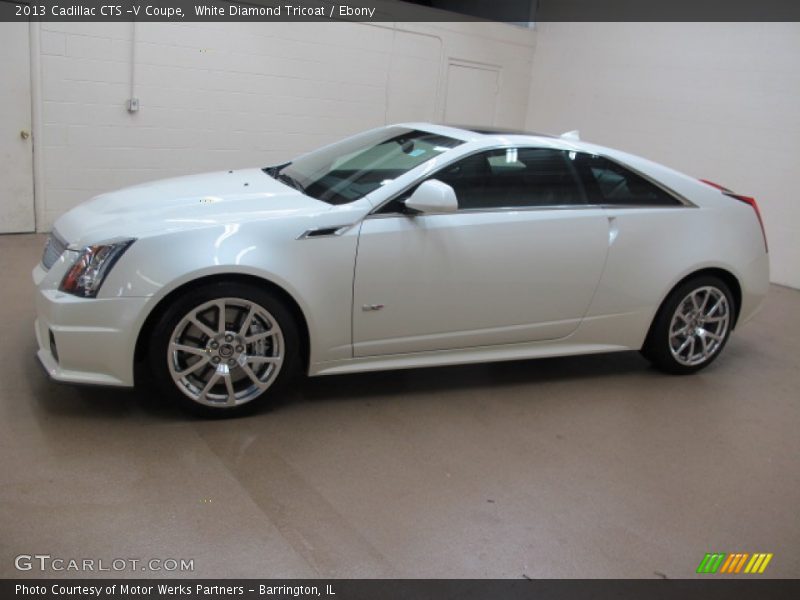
42;231;68;270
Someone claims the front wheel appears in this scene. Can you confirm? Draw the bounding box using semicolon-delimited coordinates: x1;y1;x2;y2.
642;275;735;374
148;282;301;416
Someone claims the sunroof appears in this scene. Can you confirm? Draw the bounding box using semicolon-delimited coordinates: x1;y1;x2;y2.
465;126;554;137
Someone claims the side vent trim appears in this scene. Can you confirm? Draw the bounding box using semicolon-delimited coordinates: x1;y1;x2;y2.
296;224;354;240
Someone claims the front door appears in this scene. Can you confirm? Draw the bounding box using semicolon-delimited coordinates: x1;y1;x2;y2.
352;147;610;357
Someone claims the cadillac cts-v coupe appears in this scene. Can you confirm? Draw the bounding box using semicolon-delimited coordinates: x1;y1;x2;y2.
33;124;769;415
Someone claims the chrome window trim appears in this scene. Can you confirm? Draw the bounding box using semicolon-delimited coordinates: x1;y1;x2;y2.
364;203;690;220
368;146;696;217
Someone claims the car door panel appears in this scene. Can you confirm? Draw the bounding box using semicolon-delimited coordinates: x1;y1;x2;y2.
352;209;609;357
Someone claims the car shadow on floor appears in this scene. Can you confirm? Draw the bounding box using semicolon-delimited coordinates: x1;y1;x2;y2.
26;348;659;421
293;350;654;405
24;354;183;421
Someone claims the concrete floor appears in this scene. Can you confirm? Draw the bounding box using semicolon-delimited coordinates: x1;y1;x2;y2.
0;233;798;579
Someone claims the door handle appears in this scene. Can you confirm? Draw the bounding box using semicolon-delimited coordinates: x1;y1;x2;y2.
607;215;619;246
20;129;30;140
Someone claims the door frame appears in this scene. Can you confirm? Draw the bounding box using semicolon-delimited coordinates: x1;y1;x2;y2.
29;20;43;232
443;58;502;127
0;19;39;233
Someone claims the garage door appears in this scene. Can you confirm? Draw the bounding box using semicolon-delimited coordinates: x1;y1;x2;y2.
0;22;35;233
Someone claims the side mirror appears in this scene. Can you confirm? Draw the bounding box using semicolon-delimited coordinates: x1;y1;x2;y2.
404;179;458;215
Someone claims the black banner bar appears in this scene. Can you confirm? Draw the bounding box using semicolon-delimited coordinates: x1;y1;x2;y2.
1;0;800;22
3;579;800;600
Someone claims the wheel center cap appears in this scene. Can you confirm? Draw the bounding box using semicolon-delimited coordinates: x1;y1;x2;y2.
219;344;234;358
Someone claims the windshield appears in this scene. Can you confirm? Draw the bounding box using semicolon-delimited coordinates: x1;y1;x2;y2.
267;127;464;205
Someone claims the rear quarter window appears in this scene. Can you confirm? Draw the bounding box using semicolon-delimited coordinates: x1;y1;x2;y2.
576;154;681;207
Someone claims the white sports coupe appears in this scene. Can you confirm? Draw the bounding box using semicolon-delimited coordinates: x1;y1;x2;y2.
33;124;769;415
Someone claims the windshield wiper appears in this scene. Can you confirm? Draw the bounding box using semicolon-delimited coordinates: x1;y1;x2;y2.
276;172;305;193
263;163;304;193
263;162;288;176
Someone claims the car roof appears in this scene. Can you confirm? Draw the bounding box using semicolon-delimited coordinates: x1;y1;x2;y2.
461;125;556;138
398;122;578;150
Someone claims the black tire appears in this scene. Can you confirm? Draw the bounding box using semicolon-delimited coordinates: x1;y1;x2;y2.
147;281;302;417
642;275;735;375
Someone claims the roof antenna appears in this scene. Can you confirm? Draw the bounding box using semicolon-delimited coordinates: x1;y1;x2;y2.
560;130;581;141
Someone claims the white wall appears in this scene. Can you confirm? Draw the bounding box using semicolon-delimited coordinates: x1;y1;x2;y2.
34;19;536;230
526;22;800;289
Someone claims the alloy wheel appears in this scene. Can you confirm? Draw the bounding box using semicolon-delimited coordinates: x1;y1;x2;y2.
668;286;730;367
167;297;284;407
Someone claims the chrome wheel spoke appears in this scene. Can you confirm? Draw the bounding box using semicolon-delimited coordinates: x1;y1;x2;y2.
199;371;221;400
223;373;236;406
239;305;256;336
189;317;216;340
171;343;206;357
247;356;281;364
214;300;227;333
699;333;710;357
675;336;692;355
699;290;710;312
241;362;269;390
245;330;277;344
177;357;209;377
706;297;725;317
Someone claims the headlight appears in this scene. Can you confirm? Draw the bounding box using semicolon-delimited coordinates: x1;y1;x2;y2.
59;239;136;298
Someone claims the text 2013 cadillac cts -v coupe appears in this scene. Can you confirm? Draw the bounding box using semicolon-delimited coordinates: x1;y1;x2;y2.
33;124;769;415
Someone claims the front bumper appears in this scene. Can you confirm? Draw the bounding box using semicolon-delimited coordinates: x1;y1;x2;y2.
33;261;150;387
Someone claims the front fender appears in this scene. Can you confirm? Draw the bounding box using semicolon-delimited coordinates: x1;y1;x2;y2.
100;220;360;368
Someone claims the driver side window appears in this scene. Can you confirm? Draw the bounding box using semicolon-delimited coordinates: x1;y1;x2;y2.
444;148;586;209
378;147;587;213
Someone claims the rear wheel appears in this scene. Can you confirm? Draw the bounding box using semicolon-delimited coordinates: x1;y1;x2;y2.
642;275;735;374
148;282;301;416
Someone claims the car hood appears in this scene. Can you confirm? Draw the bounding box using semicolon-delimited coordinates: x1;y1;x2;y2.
53;168;329;247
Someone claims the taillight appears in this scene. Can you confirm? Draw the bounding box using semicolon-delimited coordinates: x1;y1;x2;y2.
700;179;768;253
699;179;732;194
